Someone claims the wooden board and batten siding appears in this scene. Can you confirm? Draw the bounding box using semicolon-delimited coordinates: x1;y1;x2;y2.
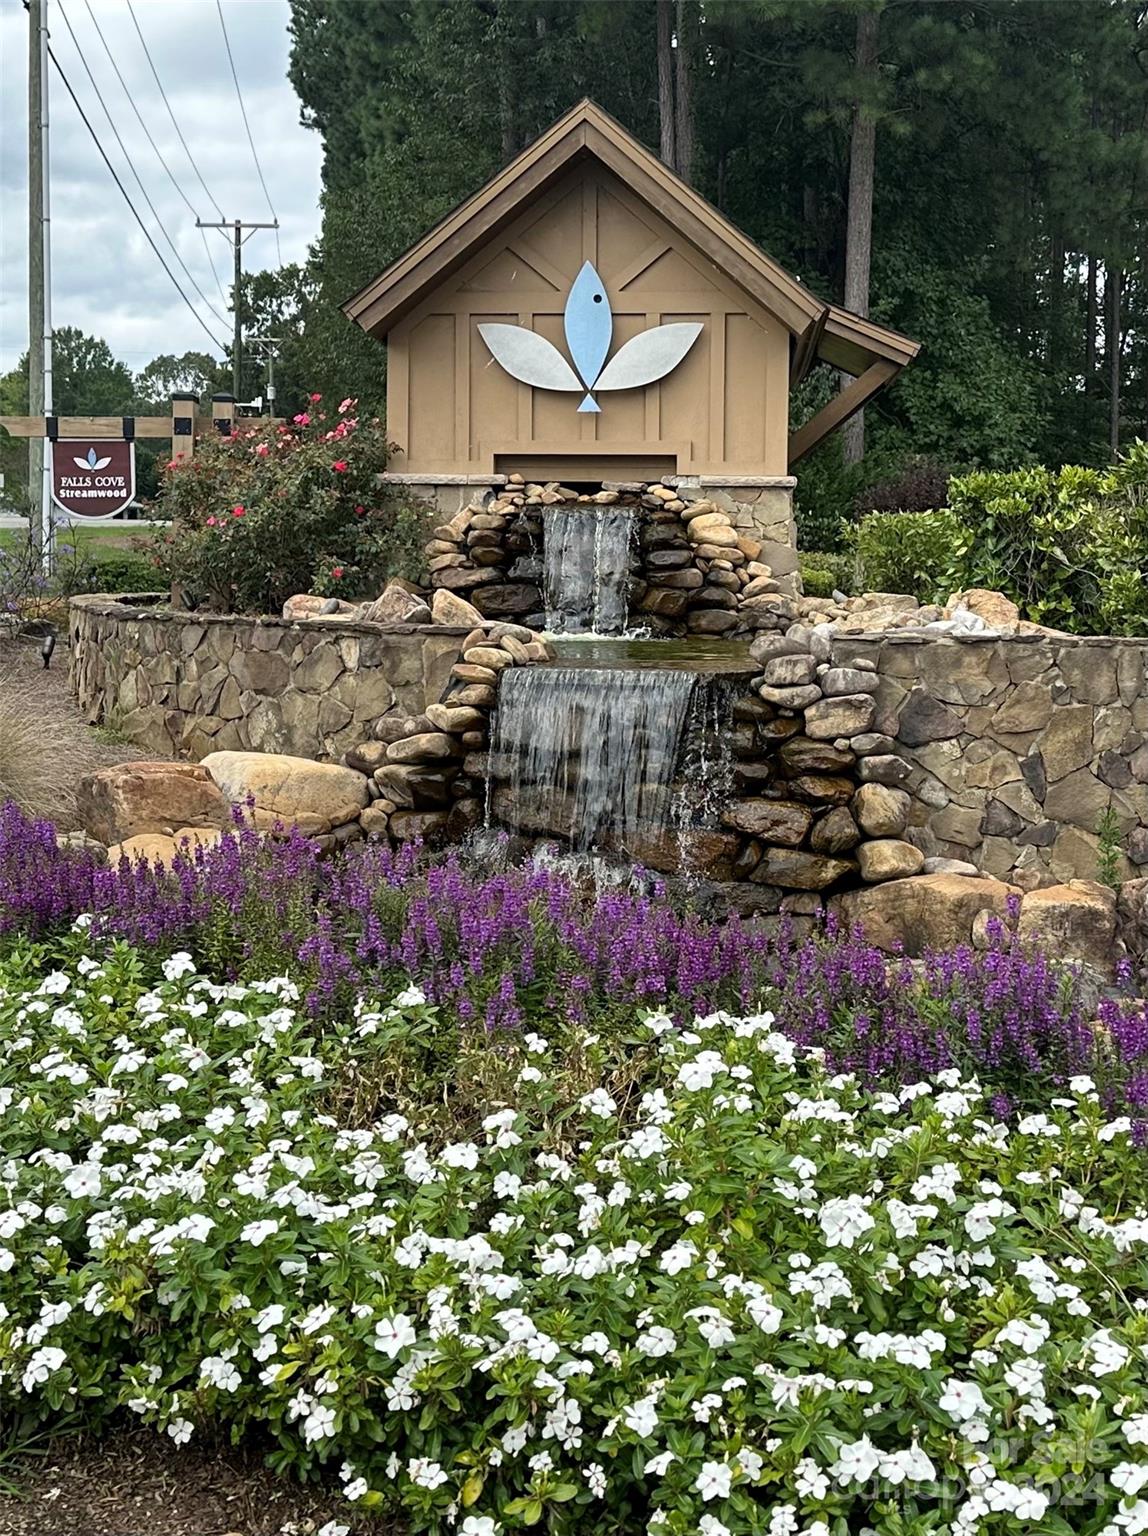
387;165;790;479
345;100;920;479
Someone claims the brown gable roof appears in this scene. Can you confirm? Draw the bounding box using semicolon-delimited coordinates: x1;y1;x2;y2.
343;98;919;458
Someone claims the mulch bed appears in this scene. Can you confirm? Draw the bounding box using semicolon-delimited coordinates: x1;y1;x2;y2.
0;1428;390;1536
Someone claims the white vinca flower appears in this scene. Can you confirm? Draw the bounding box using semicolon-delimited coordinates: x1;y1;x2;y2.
374;1314;416;1358
695;1461;733;1502
819;1195;875;1249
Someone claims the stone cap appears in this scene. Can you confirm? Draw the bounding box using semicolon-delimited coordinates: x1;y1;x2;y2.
67;593;474;639
379;472;508;487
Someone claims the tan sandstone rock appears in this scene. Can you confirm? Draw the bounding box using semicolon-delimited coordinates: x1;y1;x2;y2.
362;581;432;625
856;838;925;883
281;593;358;622
79;761;227;846
107;826;222;866
1018;880;1118;974
949;588;1021;630
431;589;484;627
853;784;911;838
201;751;369;828
835;873;1018;955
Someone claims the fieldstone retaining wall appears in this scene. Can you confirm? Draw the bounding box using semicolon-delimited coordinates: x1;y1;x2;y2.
69;594;471;763
830;631;1148;886
486;626;1148;906
70;595;1148;897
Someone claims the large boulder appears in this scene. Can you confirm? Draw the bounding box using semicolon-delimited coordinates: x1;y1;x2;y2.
835;873;1017;955
430;588;485;627
107;826;222;867
78;761;227;846
201;751;369;833
1018;881;1118;975
362;581;432;625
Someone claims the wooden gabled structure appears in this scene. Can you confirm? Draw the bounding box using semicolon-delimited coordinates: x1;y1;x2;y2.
345;100;918;477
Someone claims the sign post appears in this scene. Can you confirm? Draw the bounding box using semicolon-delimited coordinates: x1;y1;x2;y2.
50;436;136;519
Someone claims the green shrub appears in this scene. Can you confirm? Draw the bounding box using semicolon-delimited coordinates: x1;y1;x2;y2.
944;464;1106;630
153;396;428;614
850;507;966;600
849;442;1148;632
57;550;162;597
4;941;1148;1535
798;550;854;599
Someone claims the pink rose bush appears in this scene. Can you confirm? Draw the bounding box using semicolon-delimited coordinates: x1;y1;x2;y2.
155;398;425;613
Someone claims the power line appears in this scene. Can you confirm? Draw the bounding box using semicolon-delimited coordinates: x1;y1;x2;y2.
198;224;231;311
84;0;194;218
216;0;283;266
125;0;224;222
46;40;227;354
80;0;229;311
55;0;230;331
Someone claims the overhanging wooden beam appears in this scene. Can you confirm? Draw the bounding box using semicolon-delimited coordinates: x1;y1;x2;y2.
788;359;900;465
789;308;829;389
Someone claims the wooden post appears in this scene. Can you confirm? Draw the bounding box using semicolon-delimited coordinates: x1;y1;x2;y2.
211;392;236;437
170;391;198;462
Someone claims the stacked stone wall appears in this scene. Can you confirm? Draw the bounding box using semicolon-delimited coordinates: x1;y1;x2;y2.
70;596;1148;896
68;595;469;763
424;474;799;635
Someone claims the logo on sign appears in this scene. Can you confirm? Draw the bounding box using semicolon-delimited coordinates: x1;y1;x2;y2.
51;438;136;519
479;261;703;413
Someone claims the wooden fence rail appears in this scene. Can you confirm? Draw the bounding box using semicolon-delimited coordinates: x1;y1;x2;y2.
0;393;279;461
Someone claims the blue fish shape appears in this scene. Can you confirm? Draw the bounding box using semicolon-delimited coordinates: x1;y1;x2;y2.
564;260;613;412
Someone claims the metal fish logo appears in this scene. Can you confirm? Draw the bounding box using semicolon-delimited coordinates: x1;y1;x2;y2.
479;261;703;413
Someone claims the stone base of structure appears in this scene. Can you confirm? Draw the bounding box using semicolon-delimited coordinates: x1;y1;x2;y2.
677;476;798;587
383;471;801;594
380;473;508;519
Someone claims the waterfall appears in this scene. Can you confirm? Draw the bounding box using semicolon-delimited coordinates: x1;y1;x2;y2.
489;665;699;853
542;506;634;634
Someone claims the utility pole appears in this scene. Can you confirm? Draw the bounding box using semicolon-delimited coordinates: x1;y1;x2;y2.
196;217;278;400
28;0;53;570
248;335;282;414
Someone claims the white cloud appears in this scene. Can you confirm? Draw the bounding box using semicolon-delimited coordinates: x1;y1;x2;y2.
0;0;322;373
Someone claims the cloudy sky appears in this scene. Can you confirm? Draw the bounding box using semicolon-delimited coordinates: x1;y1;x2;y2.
0;0;322;377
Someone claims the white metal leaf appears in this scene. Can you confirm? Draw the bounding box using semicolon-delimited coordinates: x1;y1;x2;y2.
478;324;582;392
594;322;704;392
94;456;111;470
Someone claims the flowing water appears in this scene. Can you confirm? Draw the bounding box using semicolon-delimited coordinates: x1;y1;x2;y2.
490;664;699;851
488;642;744;860
542;505;635;634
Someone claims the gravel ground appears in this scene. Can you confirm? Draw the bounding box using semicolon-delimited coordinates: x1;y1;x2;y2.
0;1429;388;1536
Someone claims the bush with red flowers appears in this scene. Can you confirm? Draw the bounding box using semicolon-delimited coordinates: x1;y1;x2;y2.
154;395;427;613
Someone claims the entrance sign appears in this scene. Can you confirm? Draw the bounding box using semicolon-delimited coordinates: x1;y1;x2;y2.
51;437;136;518
479;260;702;414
